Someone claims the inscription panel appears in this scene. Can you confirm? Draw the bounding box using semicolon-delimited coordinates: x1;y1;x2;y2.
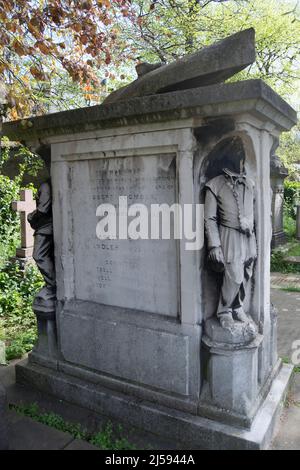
69;154;178;316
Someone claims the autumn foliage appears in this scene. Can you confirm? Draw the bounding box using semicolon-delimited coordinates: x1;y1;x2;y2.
0;0;134;118
1;0;299;119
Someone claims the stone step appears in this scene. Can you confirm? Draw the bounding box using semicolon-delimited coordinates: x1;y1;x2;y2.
284;256;300;265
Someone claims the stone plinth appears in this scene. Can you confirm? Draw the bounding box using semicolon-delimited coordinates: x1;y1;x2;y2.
30;308;58;370
202;318;263;427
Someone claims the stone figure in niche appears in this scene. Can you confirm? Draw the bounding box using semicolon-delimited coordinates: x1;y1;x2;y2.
204;167;257;331
28;179;56;310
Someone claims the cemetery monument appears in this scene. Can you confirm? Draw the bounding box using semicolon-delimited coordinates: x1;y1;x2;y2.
2;29;297;449
270;152;288;248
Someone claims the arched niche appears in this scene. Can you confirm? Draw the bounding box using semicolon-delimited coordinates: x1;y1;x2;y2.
196;133;257;321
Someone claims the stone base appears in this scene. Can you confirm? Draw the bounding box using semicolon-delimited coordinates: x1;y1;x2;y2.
15;359;293;450
32;313;58;364
202;318;263;426
16;247;33;258
10;256;34;271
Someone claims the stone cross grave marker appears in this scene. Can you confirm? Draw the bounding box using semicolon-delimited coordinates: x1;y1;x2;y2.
12;189;36;259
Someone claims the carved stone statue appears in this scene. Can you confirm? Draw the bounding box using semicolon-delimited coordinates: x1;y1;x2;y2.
28;179;56;310
204;168;257;331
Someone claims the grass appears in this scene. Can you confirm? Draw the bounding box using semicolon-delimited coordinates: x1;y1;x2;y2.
9;403;136;450
281;356;300;373
287;242;300;257
283;213;297;240
0;260;43;361
271;212;300;273
280;286;300;293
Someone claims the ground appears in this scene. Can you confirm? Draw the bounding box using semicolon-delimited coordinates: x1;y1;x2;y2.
270;287;300;450
0;282;299;450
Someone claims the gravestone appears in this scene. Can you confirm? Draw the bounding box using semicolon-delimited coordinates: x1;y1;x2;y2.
12;189;36;265
270;153;288;248
3;30;297;449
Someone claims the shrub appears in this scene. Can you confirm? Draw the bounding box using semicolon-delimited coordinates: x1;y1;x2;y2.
0;175;20;265
0;139;43;266
271;244;300;274
283;211;296;240
284;181;300;219
0;140;45;360
0;261;43;360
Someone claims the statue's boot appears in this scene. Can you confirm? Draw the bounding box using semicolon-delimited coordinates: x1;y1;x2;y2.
233;307;250;323
218;311;235;331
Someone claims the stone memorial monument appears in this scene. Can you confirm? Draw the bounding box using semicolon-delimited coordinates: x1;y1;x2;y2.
12;189;36;266
3;29;297;449
270;152;288;248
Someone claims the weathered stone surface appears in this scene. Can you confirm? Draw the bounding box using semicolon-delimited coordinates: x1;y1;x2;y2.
65;154;178;316
31;316;58;368
59;303;194;396
135;62;163;78
3;80;297;142
202;332;262;418
15;360;293;450
204;317;258;346
8;414;73;450
104;29;256;104
0;383;9;450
